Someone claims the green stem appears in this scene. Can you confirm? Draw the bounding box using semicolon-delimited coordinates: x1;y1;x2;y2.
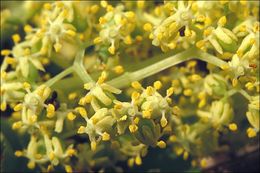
108;47;228;89
44;66;74;87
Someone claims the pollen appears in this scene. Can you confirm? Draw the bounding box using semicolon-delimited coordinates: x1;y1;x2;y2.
68;92;78;100
135;155;142;165
47;104;55;118
24;24;32;33
218;16;227;26
113;65;124;74
14;103;23;112
66;149;76;157
93;37;102;44
146;86;154;96
102;132;110;141
131;91;140;101
12;121;22;130
66;30;76;37
1;49;11;56
23;82;31;89
67;112;76;121
131;81;142;90
228;123;238;131
65;165;73;173
157;140;166;149
200;158;207;168
153;81;162;90
75;107;87;118
54;43;62;52
142;110;151;119
108;45;115;55
143;23;153;32
247;127;256;138
166;87;174;97
14;150;23;157
1;102;7;111
77;126;85;134
129;124;138;133
12;34;21;44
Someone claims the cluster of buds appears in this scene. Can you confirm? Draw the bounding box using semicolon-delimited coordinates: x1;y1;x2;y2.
94;3;136;54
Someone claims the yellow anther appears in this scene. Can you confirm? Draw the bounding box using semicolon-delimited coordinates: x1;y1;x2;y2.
169;135;177;142
196;14;205;22
142;110;151;119
28;115;37;123
84;95;93;103
77;126;85;134
128;158;135;167
106;5;114;12
100;1;108;8
160;116;168;128
200;158;207;168
124;35;132;45
23;82;31;90
149;33;154;39
56;1;64;8
90;141;97;151
157;33;163;40
108;45;115;55
47;104;55;118
119;115;127;121
114;103;122;110
239;25;246;32
183;89;193;96
232;78;238;87
175;147;184;156
198;99;206;108
249;38;255;45
131;81;142;90
49;152;55;161
196;40;205;49
218;16;227;26
134;117;140;124
153;81;162;90
23;48;31;56
245;82;254;91
61;9;69;18
66;30;76;37
229;123;238;131
129;124;138;133
79;34;85;41
54;43;62;53
99;17;106;24
113;65;124;74
65;165;73;173
14;150;23;157
166;87;174;97
12;34;21;44
14;103;23;112
1;102;7;111
90;4;99;14
172;106;180;115
190;74;201;82
143;23;153;32
97;71;108;84
68;92;78;100
135;155;142;165
125;11;135;19
12;121;22;130
237;50;243;58
203;28;212;36
43;3;52;10
135;35;143;42
184;29;192;37
66;148;76;157
247;127;256;138
35;153;42;159
183;151;189;160
102;132;110;141
67;112;76;121
137;1;145;9
1;49;11;56
157;140;166;149
221;64;229;70
27;161;35;169
146;86;154;96
93;37;102;44
75;107;87;117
